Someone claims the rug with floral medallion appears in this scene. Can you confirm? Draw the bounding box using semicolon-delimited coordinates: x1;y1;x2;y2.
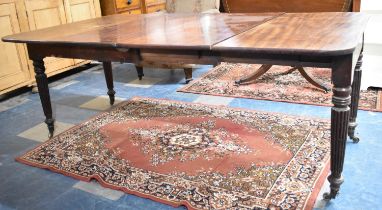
17;97;331;210
179;63;382;112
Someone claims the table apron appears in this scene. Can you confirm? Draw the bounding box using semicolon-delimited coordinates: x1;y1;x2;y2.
26;43;334;68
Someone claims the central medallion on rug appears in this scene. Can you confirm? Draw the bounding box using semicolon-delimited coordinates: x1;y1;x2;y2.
18;97;331;209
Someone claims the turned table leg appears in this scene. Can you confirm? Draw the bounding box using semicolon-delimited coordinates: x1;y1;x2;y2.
102;62;116;105
33;59;54;138
348;52;363;143
135;65;144;80
184;68;193;84
324;55;352;200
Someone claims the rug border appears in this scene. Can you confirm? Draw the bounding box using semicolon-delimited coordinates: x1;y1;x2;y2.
15;157;198;209
16;96;331;210
304;159;330;210
15;97;198;209
133;96;329;122
178;65;382;112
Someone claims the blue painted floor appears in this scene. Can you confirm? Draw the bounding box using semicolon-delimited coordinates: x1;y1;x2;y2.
0;63;381;210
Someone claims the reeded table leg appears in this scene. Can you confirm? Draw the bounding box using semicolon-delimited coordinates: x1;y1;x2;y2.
33;59;54;138
348;52;363;143
324;55;352;200
103;62;116;105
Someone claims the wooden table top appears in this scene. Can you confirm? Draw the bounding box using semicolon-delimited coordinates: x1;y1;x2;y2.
3;12;368;55
2;13;280;50
214;12;369;55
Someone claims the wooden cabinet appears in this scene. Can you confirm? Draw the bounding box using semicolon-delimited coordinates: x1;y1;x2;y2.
100;0;165;15
123;8;142;14
143;0;165;13
24;0;75;76
0;0;29;91
116;0;141;11
0;0;101;95
100;0;142;15
145;3;165;13
65;0;98;22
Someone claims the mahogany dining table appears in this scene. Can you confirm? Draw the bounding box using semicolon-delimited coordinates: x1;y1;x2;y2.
2;12;369;201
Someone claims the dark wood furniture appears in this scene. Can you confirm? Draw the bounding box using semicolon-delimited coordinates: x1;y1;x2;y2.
221;0;359;13
221;0;358;92
353;0;361;12
2;12;368;202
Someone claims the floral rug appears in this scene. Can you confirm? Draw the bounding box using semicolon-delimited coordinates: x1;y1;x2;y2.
18;97;331;209
179;63;382;112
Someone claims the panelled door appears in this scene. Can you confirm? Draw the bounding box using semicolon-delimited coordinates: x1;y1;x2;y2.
0;0;29;90
64;0;98;64
64;0;97;22
24;0;75;75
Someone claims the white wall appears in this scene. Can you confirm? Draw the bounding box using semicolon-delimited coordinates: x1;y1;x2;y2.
360;0;382;89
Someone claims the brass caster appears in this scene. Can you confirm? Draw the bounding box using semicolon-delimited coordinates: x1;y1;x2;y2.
234;80;242;86
351;136;360;143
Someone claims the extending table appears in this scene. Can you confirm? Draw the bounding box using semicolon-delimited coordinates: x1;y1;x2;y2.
2;12;368;201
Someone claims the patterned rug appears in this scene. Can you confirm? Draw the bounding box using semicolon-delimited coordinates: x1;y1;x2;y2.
179;63;382;112
18;97;331;209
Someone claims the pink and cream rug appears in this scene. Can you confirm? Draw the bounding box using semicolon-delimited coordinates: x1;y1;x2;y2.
18;97;331;209
179;63;382;112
